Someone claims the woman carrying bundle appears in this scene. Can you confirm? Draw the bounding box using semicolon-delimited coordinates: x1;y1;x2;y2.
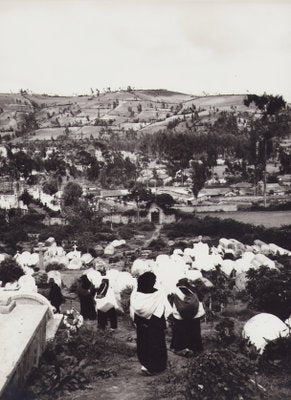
130;271;168;376
170;278;205;356
77;274;96;320
95;277;118;331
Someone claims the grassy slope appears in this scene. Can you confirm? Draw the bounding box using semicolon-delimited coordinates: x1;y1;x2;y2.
0;90;257;140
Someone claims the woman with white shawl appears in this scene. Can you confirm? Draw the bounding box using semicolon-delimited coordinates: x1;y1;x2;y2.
130;272;168;375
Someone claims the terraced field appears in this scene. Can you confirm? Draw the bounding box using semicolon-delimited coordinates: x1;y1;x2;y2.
0;90;259;141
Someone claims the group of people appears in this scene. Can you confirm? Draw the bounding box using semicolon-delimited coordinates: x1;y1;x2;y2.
131;272;204;376
49;269;204;377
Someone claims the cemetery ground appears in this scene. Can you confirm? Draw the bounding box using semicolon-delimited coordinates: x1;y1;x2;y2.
23;284;290;400
20;224;291;400
2;215;290;400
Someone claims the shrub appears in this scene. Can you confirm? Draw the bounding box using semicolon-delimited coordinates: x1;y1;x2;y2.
123;209;137;217
33;271;49;289
42;179;58;195
182;349;257;400
39;225;70;244
45;263;66;272
148;238;166;251
214;317;236;346
202;268;233;316
138;221;155;232
0;258;24;286
95;231;117;241
24;326;132;399
118;225;135;240
246;265;291;320
260;336;291;374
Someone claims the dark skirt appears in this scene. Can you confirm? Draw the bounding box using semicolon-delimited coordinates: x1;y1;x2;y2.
78;293;96;320
171;317;203;353
98;307;117;329
135;314;167;374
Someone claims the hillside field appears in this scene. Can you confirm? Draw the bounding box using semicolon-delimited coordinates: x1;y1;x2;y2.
0;90;262;141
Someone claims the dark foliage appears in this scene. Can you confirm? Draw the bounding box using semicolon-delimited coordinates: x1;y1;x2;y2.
33;271;49;289
138;221;155;232
118;225;135;240
45;263;66;272
181;349;257;400
214;317;236;346
63;182;83;207
19;190;34;205
155;193;175;209
0;257;24;286
23;327;133;399
39;225;71;244
244;94;286;116
148;238;166;251
246;265;291;321
260;336;291;374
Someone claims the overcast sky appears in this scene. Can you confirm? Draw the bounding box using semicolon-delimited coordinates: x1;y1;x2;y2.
0;0;290;100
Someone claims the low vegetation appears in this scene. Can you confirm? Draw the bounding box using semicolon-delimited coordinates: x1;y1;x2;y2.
0;257;24;285
246;265;291;321
18;326;135;400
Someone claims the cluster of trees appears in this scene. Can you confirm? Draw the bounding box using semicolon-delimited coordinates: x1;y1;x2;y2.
243;94;287;204
0;138;139;188
99;151;137;188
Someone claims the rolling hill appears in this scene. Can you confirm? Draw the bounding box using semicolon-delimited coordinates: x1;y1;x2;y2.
0;89;268;141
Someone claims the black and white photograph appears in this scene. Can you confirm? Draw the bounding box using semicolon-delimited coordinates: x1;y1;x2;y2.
0;0;290;399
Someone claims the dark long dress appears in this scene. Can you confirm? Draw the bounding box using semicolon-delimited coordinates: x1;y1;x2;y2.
170;317;203;353
135;313;167;374
78;283;96;320
170;284;203;353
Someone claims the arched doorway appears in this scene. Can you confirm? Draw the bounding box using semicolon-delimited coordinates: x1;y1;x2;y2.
151;210;160;224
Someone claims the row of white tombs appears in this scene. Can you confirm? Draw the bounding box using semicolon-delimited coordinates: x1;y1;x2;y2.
0;236;290;354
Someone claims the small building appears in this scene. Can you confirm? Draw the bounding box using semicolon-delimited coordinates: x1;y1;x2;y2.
100;189;129;199
278;174;291;185
199;187;231;198
43;216;67;226
230;182;253;190
146;203;176;225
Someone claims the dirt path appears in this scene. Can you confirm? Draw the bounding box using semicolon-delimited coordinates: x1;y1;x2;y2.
142;225;162;249
61;315;183;400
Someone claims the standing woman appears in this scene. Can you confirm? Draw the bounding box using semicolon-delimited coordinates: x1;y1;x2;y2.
95;277;118;331
77;274;96;320
48;278;64;313
131;272;168;375
170;278;205;356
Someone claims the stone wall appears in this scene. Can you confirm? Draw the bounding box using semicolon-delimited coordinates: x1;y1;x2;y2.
197;204;238;212
7;315;46;391
0;292;62;399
